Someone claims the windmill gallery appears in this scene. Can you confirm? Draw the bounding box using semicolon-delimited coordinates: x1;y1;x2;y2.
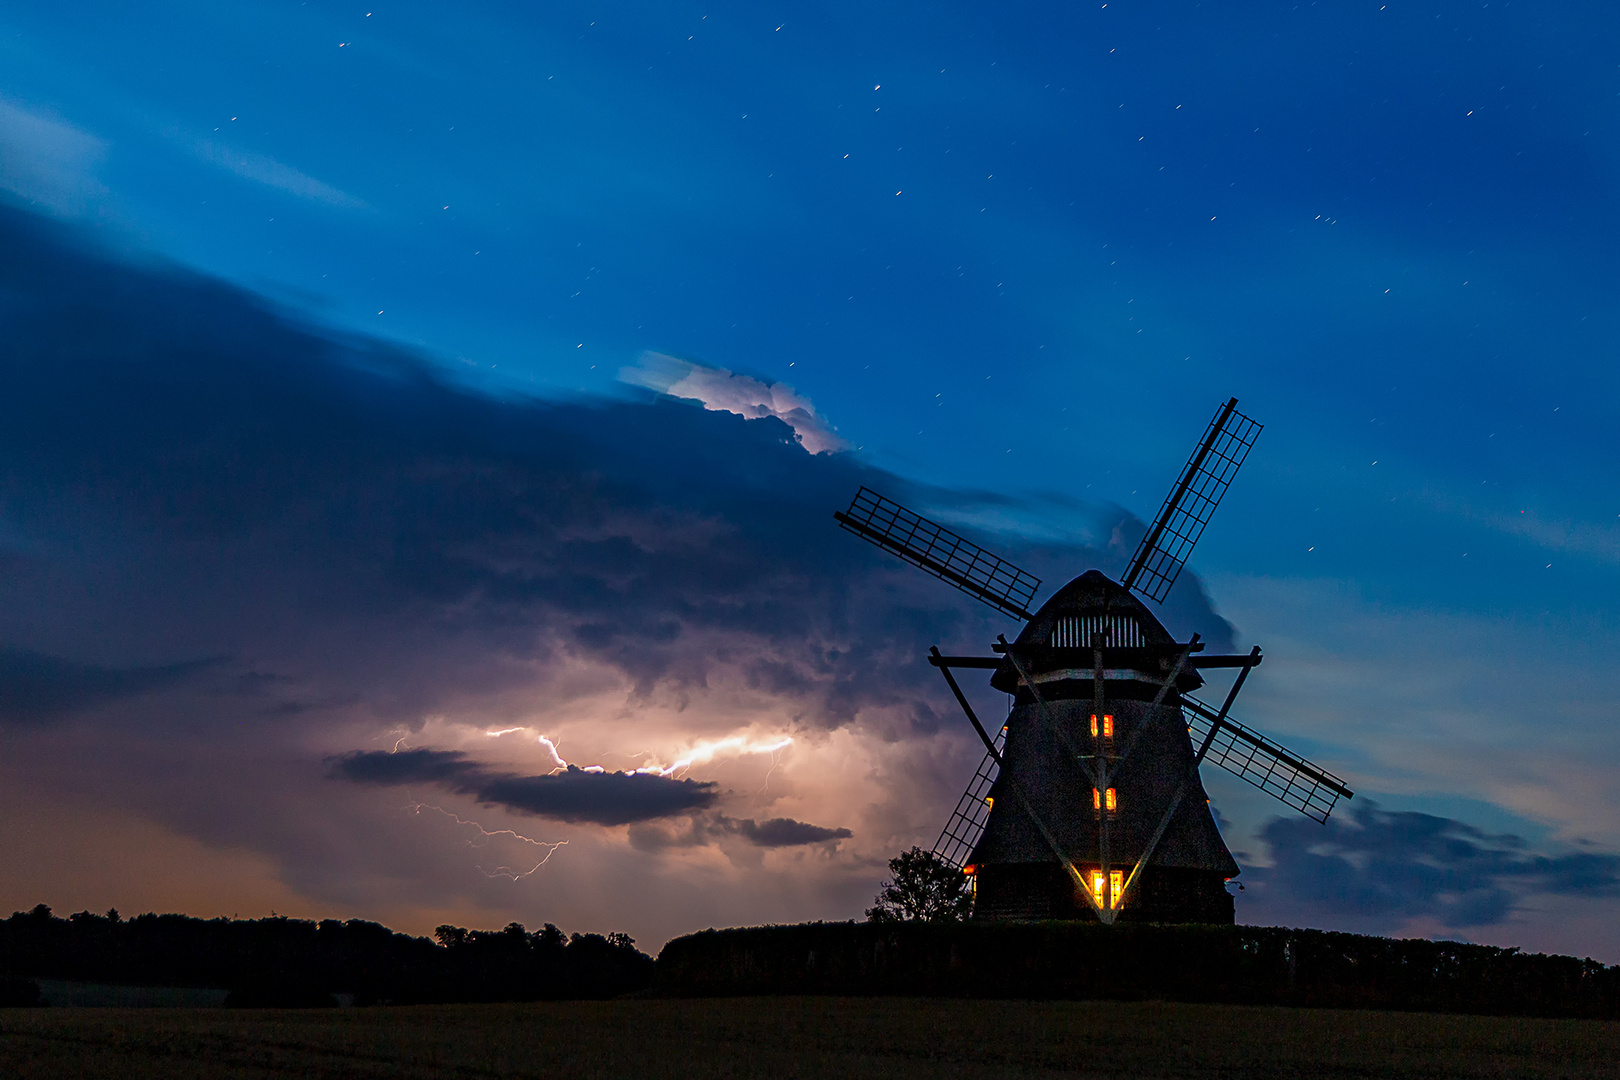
835;399;1354;924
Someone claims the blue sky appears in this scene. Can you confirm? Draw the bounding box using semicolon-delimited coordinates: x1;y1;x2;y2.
3;1;1620;957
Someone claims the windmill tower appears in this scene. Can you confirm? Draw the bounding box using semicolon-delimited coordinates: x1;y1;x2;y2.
836;398;1352;924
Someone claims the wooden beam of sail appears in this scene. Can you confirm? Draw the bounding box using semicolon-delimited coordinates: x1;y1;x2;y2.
835;488;1040;622
1182;695;1353;823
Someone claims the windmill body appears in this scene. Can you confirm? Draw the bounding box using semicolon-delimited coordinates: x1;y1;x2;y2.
836;398;1353;925
971;571;1238;922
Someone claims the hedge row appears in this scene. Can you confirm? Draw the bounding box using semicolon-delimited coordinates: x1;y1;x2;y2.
654;921;1620;1018
0;905;653;1004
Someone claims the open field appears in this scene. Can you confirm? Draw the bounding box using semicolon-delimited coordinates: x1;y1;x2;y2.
2;997;1618;1080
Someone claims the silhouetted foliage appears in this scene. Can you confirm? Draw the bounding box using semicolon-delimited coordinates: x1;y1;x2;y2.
0;905;653;1005
866;848;972;923
0;974;43;1007
658;922;1620;1019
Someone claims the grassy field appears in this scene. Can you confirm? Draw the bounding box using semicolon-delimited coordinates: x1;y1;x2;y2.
2;997;1617;1079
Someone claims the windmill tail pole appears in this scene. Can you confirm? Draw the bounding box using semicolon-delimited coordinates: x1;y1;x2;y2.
1119;646;1260;907
930;647;1002;767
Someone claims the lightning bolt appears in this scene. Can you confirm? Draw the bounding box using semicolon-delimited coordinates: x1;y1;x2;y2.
759;744;787;794
632;735;794;778
374;728;413;752
406;802;568;881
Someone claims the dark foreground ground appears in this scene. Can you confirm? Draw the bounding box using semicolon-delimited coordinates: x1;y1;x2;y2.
2;997;1618;1080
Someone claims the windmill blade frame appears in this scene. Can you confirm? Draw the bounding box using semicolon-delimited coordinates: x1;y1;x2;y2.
1121;398;1262;604
1182;694;1353;823
935;742;1001;871
835;487;1041;621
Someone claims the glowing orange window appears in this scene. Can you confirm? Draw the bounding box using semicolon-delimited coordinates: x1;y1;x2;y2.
1105;788;1118;812
1090;872;1106;909
1089;713;1114;738
1110;870;1124;908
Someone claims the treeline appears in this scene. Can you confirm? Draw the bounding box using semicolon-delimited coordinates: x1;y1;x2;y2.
0;904;653;1006
655;921;1620;1020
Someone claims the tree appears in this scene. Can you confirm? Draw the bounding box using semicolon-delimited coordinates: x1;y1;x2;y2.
865;847;972;923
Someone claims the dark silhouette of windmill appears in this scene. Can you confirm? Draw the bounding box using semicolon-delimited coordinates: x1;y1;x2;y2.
835;398;1352;923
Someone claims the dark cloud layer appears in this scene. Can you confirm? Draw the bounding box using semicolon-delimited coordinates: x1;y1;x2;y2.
1245;801;1620;931
0;647;215;725
724;817;854;847
328;750;850;843
625;813;854;852
328;750;719;827
0;208;1236;743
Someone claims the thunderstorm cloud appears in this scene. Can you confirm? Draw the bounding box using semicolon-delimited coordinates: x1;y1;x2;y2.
329;750;720;827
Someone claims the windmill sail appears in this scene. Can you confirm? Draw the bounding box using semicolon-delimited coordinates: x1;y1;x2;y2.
1183;694;1352;823
835;487;1040;621
935;741;1002;870
1122;398;1262;604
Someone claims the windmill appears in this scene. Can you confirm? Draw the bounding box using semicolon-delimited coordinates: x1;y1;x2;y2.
835;398;1352;923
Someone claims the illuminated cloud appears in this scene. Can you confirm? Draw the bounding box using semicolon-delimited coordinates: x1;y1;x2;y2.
621;352;847;454
328;750;720;826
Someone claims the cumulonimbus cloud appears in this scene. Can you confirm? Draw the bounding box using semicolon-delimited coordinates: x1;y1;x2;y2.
0;203;1241;935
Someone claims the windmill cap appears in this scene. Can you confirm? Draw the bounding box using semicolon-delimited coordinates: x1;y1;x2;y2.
988;570;1203;695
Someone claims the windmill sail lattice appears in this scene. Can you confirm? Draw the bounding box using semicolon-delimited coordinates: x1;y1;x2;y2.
1122;398;1262;604
1183;695;1351;823
935;739;1003;870
835;487;1041;621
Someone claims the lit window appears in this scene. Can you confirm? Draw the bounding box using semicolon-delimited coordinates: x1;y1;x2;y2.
1092;787;1102;810
1105;788;1118;812
1091;871;1106;909
1089;713;1114;738
1110;870;1124;908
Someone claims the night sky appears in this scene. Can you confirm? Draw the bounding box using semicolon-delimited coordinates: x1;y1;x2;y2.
4;1;1620;959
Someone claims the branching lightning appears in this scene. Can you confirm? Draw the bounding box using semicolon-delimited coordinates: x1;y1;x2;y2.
375;728;413;752
630;735;795;778
406;801;568;882
467;725;793;781
759;744;788;794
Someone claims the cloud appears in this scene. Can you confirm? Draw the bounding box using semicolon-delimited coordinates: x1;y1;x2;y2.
0;647;216;726
621;352;848;454
0;203;1240;945
0;96;106;216
328;751;719;826
724;816;853;847
1242;801;1620;932
626;813;853;851
192;140;367;209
